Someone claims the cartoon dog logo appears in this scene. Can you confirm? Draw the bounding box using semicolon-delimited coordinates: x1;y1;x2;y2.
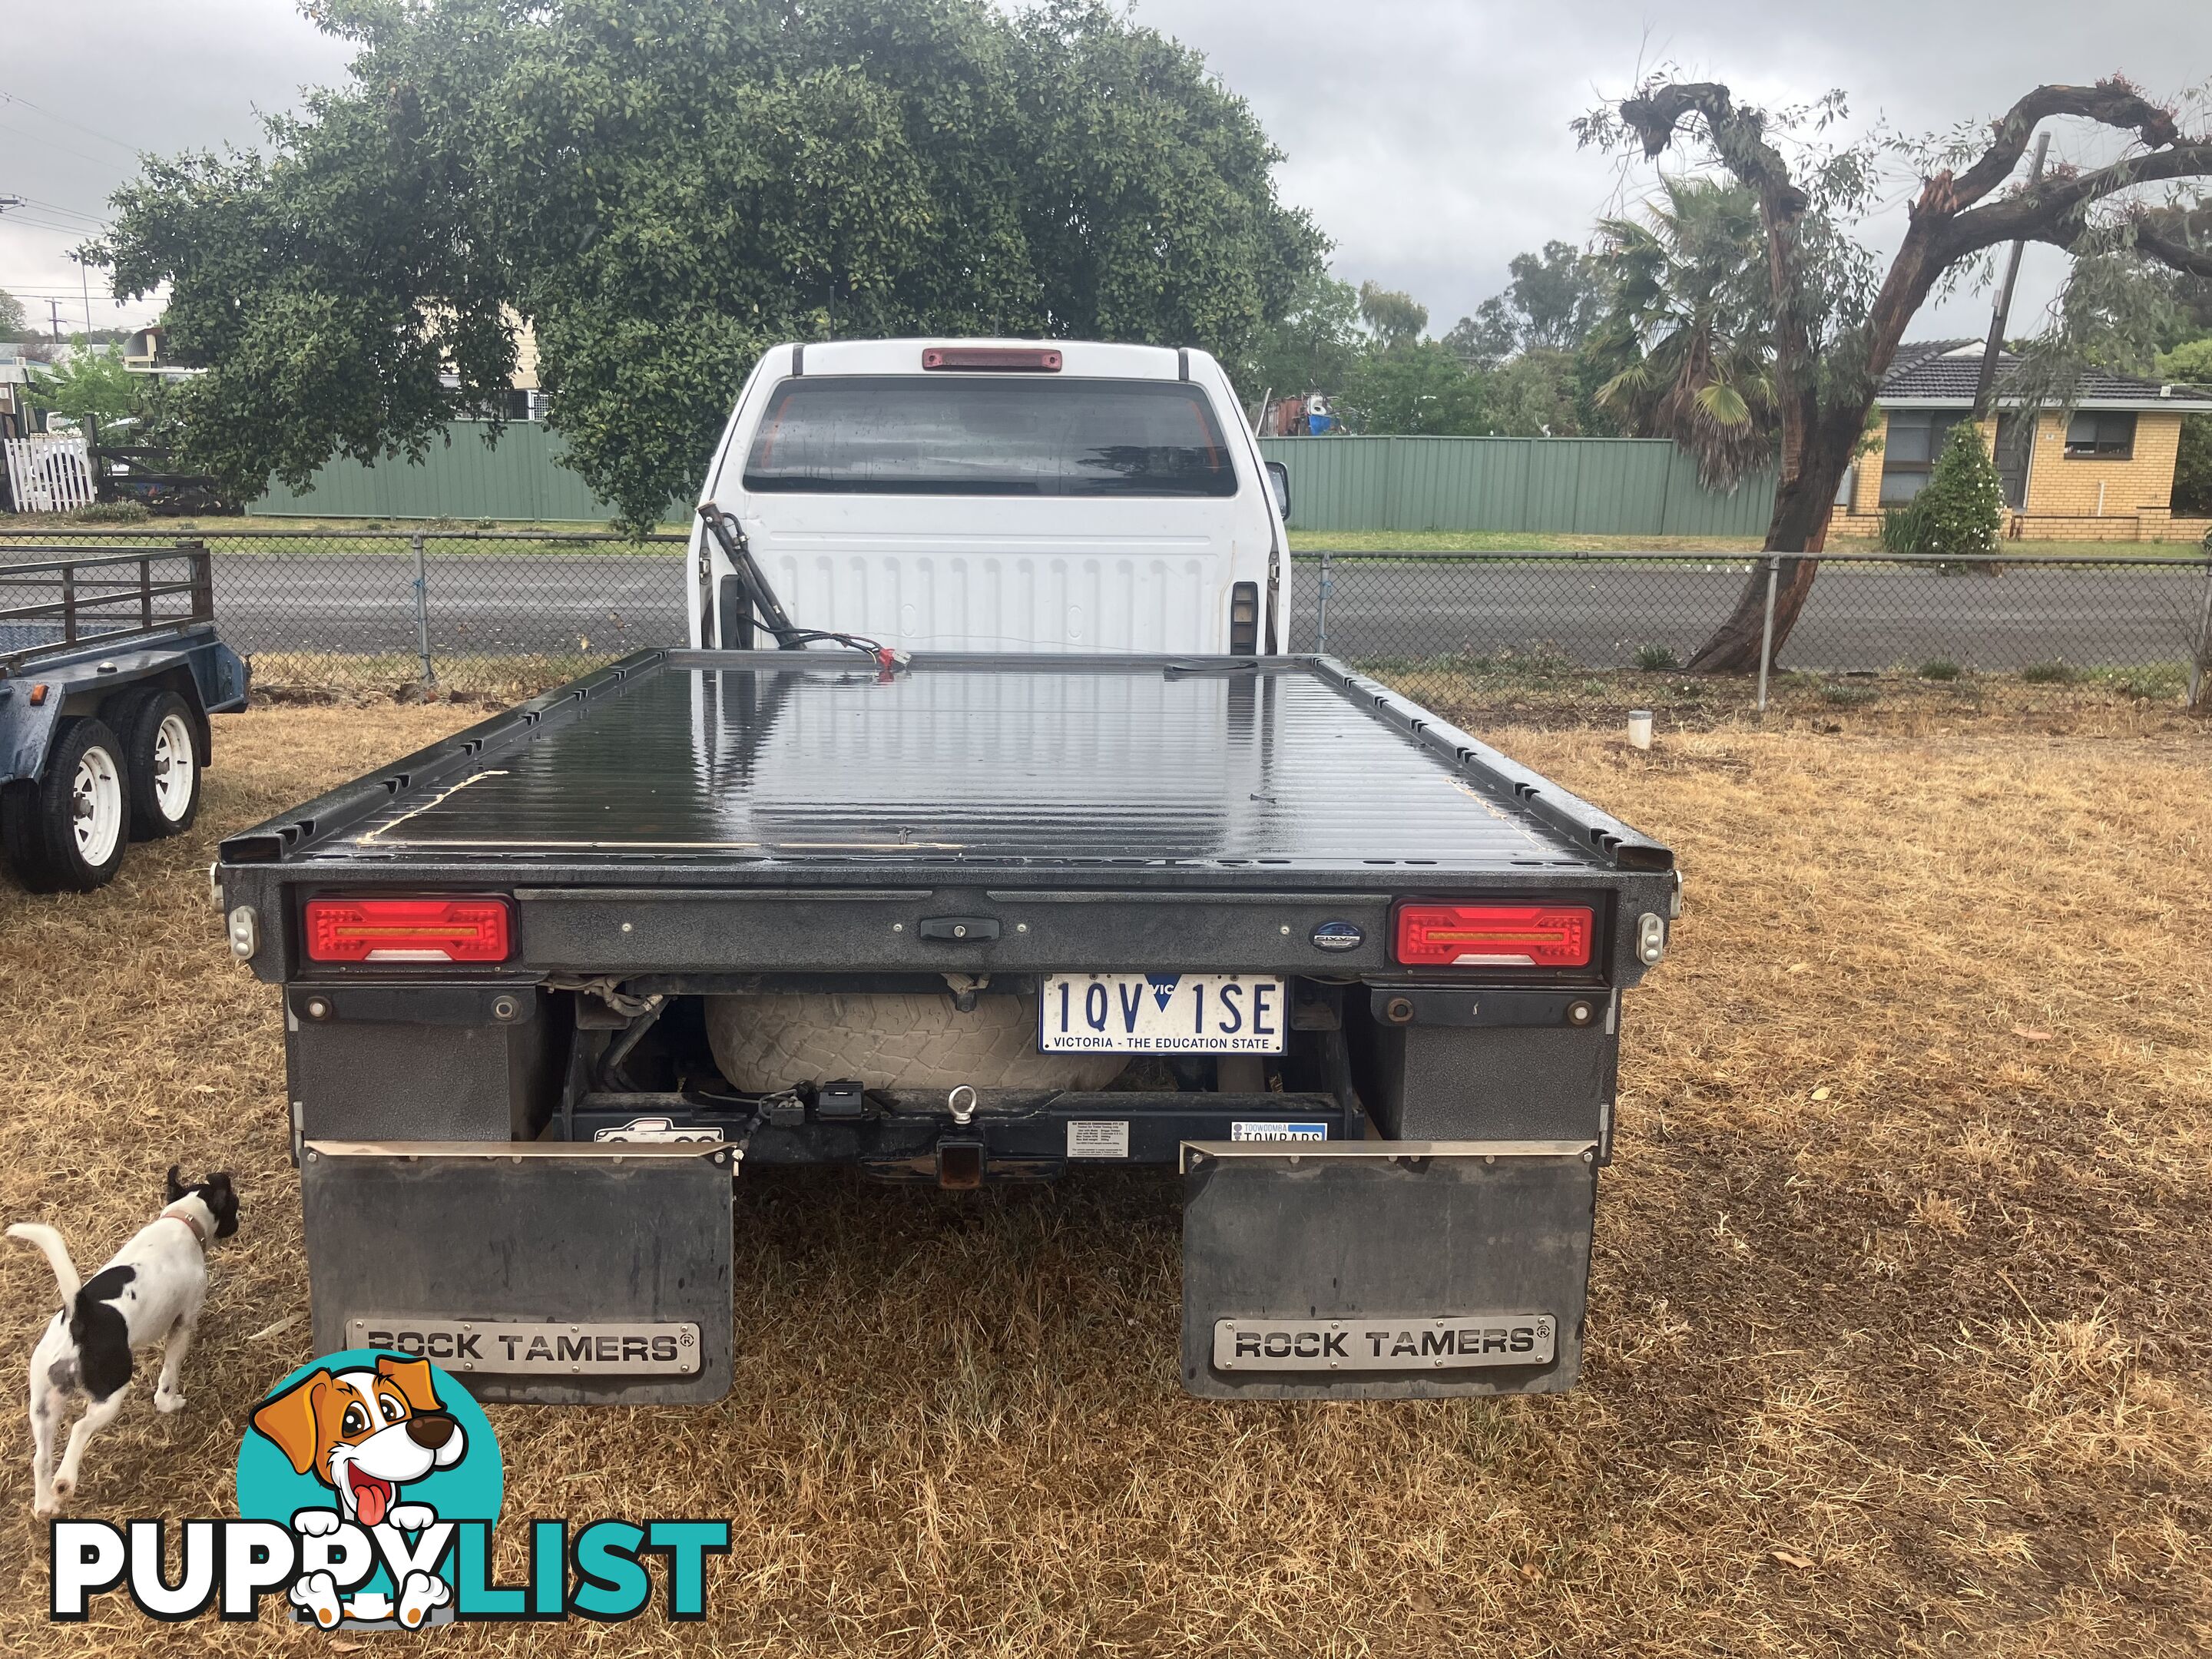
250;1356;468;1628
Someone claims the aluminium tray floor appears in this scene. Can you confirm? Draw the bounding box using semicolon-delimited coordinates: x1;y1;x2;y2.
312;658;1606;873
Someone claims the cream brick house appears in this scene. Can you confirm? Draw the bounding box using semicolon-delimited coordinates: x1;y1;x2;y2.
1833;340;2212;542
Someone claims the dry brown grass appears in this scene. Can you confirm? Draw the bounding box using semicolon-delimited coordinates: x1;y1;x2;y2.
0;694;2207;1656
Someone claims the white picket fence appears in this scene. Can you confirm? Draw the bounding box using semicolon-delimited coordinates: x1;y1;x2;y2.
4;434;98;514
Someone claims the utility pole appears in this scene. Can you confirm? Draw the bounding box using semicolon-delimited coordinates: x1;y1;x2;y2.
49;298;64;346
1972;131;2050;420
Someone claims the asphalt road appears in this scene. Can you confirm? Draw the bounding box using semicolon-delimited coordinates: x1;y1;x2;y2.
206;551;2208;672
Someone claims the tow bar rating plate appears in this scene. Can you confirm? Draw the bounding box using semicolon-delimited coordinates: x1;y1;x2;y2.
1213;1314;1556;1372
1040;972;1286;1054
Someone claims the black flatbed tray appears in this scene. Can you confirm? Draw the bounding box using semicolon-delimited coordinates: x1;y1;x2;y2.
220;651;1670;887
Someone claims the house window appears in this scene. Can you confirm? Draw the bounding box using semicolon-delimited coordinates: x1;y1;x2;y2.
1879;410;1969;503
2065;411;2134;459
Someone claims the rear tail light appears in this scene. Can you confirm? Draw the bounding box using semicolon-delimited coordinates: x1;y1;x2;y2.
303;896;513;963
1229;581;1260;653
921;346;1062;372
1394;903;1592;969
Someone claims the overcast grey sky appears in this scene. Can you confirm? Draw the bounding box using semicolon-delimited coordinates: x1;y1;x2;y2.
3;2;2207;343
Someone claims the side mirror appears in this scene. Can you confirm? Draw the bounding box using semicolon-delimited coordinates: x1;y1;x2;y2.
1263;459;1290;524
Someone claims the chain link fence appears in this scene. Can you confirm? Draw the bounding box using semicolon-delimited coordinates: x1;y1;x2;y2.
4;529;2208;705
1296;548;2212;708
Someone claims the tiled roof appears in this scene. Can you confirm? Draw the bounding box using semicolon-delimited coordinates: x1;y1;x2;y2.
1880;339;2212;409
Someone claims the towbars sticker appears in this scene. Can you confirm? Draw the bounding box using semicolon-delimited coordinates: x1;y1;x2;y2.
49;1349;728;1628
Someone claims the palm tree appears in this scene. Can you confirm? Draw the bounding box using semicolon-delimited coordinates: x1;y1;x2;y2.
1587;177;1776;489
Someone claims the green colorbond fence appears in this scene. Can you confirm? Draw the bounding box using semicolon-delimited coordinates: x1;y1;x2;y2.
1253;435;1776;536
249;422;1777;537
251;421;621;522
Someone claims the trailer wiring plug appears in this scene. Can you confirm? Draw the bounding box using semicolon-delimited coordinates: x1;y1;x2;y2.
777;631;909;667
697;504;911;671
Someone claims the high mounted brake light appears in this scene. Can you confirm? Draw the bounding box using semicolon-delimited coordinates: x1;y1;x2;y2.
303;896;513;964
921;346;1062;372
1394;903;1593;969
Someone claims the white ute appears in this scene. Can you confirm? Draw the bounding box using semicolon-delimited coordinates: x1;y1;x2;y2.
685;339;1290;657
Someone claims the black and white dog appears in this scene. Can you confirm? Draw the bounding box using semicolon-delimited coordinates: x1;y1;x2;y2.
9;1167;240;1518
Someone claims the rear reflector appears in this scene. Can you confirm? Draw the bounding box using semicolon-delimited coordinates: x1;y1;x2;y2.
1394;903;1593;969
303;896;513;964
921;346;1062;372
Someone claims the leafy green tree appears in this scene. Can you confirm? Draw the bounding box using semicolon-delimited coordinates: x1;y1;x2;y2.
1442;299;1517;369
1916;422;2005;559
25;341;144;429
2157;336;2212;382
0;287;28;342
1501;240;1610;350
2161;339;2212;515
2177;417;2212;516
97;0;1323;531
1235;271;1364;407
1586;175;1776;488
1485;347;1583;435
1335;339;1487;435
1356;282;1427;349
1443;240;1611;369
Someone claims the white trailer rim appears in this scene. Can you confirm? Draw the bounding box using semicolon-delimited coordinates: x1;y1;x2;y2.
72;744;124;864
152;711;195;820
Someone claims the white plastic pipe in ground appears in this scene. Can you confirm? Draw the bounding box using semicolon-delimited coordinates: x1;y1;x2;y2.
1628;710;1654;750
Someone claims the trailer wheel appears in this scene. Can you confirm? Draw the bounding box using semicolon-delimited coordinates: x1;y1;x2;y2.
0;717;132;892
114;689;204;839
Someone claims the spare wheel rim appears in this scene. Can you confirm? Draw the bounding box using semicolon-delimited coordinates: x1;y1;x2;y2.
72;745;124;865
152;712;195;820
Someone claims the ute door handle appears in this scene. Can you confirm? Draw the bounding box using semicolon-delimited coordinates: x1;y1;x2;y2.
918;916;1000;942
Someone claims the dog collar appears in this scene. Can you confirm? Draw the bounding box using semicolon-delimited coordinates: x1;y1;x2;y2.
161;1204;209;1247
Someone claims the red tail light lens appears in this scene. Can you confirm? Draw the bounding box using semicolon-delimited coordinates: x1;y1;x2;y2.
303;896;513;963
1394;903;1593;969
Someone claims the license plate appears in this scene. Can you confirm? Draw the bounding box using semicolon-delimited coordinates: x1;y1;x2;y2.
1038;973;1285;1054
346;1316;701;1376
1212;1314;1555;1372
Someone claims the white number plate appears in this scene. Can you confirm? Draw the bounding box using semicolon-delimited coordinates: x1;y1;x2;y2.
1039;973;1286;1054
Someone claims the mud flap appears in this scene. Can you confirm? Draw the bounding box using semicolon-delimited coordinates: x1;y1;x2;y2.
301;1141;734;1406
1180;1139;1598;1399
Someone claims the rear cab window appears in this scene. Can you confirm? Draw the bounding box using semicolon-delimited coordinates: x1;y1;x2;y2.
743;376;1240;497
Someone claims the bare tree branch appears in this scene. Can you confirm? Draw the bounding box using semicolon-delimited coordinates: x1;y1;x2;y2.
1937;81;2183;213
1616;82;1806;213
2131;213;2212;280
1942;143;2212;258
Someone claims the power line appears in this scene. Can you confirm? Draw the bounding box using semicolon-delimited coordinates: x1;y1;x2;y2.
0;116;126;174
15;194;110;227
0;213;101;236
0;85;143;158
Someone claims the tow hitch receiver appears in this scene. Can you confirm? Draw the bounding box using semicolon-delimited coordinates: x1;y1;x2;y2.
1179;1139;1597;1399
301;1141;733;1406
